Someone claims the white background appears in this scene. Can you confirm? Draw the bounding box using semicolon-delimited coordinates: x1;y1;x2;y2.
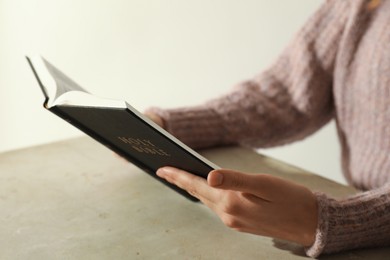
0;0;345;184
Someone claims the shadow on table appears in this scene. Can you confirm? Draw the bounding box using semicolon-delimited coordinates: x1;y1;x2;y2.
272;238;390;259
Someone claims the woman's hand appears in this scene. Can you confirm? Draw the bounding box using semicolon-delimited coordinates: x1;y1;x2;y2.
156;167;318;247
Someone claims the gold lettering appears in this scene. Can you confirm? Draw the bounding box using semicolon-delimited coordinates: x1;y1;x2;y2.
131;145;144;153
117;136;171;156
143;147;157;154
142;139;155;147
159;149;170;156
118;136;131;144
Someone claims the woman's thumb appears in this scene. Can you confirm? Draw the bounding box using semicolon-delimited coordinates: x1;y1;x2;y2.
208;169;259;193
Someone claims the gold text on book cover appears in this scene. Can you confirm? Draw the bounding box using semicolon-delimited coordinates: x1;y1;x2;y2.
117;137;171;157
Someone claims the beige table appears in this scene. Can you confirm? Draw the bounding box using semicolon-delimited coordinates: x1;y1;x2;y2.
0;137;389;259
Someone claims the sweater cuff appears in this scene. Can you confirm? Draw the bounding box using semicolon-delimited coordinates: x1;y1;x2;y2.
145;106;234;149
306;187;390;258
305;192;329;258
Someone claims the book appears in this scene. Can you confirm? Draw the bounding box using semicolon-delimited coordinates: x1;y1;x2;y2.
27;56;219;201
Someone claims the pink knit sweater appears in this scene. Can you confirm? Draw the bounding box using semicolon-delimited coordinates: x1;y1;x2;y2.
148;0;390;257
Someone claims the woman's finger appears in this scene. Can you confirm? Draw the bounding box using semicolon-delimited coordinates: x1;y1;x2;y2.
156;166;221;202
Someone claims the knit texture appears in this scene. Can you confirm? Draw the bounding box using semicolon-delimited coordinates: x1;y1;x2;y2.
146;0;390;257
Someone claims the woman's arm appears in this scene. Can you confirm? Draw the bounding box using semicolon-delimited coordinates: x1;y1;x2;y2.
147;0;351;149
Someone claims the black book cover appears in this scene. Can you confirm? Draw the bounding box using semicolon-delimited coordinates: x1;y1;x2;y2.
27;56;218;201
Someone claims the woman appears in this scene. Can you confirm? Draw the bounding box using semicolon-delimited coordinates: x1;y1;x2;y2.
145;0;390;257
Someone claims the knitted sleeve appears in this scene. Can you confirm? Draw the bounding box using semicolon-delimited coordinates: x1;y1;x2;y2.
147;0;351;149
306;184;390;257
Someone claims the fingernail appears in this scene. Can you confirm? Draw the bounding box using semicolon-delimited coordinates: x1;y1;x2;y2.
156;167;174;178
156;168;166;178
215;172;223;186
211;171;223;186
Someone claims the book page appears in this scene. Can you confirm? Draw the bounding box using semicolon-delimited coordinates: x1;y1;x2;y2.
54;91;127;108
29;56;126;109
42;58;88;99
29;56;88;106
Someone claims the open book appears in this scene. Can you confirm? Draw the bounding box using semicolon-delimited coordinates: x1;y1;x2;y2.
27;56;219;201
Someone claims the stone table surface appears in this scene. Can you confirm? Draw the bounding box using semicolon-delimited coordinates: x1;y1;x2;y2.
0;137;389;259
